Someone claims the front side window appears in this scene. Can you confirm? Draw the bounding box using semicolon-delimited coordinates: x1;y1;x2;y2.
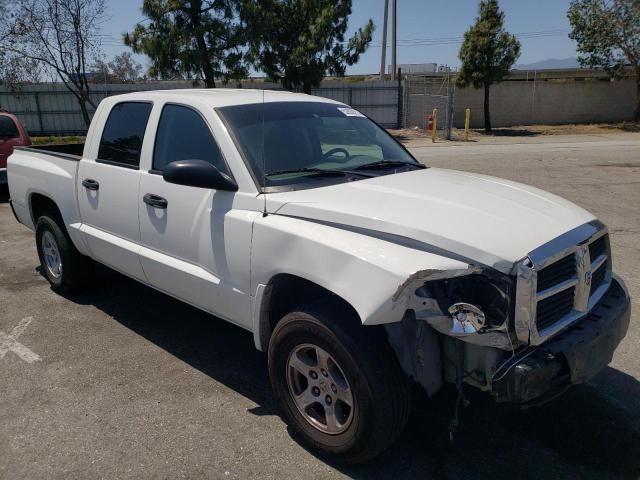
153;104;226;173
98;102;152;167
217;102;421;189
0;116;20;139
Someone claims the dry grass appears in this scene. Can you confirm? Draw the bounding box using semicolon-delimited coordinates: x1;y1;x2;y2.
388;127;485;142
31;136;85;145
477;122;640;136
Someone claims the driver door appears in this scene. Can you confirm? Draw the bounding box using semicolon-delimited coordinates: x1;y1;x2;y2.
137;103;248;323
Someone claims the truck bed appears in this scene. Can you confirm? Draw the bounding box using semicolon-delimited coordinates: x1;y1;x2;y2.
16;143;84;160
8;144;84;240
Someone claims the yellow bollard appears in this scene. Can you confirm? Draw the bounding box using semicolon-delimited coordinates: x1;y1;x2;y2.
464;108;471;142
431;108;438;143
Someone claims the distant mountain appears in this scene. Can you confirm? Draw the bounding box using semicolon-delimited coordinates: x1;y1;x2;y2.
514;58;581;70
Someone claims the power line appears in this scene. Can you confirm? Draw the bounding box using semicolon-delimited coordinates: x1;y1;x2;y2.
369;29;570;48
95;28;571;49
387;29;568;43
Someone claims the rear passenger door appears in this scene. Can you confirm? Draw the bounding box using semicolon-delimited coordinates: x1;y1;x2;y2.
77;101;152;281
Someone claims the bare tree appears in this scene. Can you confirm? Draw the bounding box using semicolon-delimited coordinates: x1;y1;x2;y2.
90;58;114;84
1;55;44;88
109;52;142;83
0;0;105;127
0;0;9;73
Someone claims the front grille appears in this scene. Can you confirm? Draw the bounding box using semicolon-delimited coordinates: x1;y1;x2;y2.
589;235;607;261
515;224;613;345
536;254;576;292
536;287;575;331
591;263;607;292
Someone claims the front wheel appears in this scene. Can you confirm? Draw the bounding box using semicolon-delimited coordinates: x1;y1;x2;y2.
268;302;411;464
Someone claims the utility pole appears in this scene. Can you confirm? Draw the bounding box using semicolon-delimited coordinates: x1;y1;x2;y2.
391;0;397;80
380;0;389;79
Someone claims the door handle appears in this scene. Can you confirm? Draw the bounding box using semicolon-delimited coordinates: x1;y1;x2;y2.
82;178;100;191
143;193;168;209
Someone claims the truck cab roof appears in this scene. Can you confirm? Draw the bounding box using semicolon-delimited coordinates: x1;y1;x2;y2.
107;88;345;109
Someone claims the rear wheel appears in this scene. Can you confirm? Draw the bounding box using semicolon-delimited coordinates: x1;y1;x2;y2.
268;301;411;464
35;215;92;292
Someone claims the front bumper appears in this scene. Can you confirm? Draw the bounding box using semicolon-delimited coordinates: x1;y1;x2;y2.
492;277;630;403
0;168;6;184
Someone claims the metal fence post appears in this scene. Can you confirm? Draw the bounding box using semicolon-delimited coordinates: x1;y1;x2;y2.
445;74;454;140
397;67;403;128
34;92;44;135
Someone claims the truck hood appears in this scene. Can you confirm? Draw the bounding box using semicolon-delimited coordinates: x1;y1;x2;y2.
265;168;596;273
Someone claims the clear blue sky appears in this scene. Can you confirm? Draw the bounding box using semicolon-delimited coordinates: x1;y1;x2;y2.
100;0;578;75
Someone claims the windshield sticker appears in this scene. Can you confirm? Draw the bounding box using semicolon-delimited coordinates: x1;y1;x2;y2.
338;107;366;118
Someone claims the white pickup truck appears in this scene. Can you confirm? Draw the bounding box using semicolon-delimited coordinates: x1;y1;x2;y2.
7;90;631;463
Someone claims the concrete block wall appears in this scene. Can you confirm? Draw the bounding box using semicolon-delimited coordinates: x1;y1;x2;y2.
1;73;636;135
406;77;636;129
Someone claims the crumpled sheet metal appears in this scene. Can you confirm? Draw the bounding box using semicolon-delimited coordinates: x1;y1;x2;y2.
393;267;516;351
385;312;442;396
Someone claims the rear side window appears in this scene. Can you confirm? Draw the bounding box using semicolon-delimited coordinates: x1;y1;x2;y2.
153;104;227;173
98;102;152;167
0;116;20;139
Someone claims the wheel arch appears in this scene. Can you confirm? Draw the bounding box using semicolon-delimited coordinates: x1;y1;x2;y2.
254;273;363;352
30;192;63;226
28;192;88;256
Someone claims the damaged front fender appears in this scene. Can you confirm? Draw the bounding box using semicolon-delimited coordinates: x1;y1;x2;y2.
392;266;517;351
387;266;518;396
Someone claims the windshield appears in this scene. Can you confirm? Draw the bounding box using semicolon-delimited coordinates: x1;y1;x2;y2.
217;101;422;189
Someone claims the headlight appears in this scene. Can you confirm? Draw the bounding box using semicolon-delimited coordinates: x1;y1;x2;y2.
416;270;515;333
448;303;486;334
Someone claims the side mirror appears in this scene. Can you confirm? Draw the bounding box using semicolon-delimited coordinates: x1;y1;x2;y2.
163;160;238;191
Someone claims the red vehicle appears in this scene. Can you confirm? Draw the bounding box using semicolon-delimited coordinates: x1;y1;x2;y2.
0;111;31;185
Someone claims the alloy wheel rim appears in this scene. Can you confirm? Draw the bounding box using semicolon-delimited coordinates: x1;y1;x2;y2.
286;343;354;435
41;231;62;279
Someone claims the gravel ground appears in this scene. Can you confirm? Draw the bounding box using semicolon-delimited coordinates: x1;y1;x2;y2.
1;133;639;479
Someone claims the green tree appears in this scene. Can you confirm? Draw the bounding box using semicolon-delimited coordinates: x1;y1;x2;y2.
124;0;247;87
242;0;374;93
568;0;640;120
457;0;520;132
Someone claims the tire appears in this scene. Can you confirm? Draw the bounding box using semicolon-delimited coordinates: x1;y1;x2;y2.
35;214;92;293
268;300;411;464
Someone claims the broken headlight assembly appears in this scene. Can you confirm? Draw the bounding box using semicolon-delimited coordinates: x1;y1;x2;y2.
416;271;515;335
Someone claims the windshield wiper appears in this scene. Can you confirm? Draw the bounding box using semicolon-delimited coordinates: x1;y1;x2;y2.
265;167;374;178
354;160;426;171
